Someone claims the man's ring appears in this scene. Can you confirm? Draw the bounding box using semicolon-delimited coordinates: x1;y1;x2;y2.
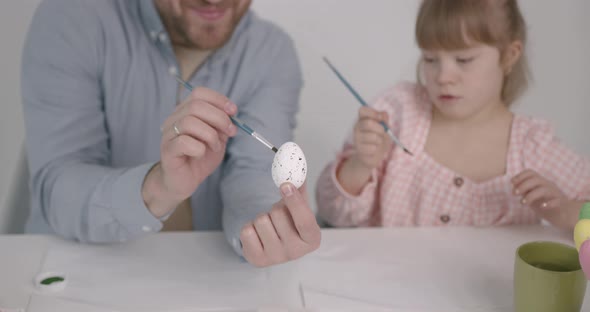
173;122;181;136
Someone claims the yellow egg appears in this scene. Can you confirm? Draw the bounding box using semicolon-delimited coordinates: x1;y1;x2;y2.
574;219;590;250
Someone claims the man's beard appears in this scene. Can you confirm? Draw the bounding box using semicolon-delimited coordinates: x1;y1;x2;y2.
172;17;235;50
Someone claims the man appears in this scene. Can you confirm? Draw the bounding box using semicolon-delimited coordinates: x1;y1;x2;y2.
22;0;320;267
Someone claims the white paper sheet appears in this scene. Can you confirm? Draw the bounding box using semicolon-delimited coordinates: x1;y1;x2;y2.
27;294;303;312
37;234;302;311
27;294;119;312
295;229;516;312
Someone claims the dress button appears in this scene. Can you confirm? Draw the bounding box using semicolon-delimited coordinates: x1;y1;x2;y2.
141;225;152;232
168;66;178;76
454;177;464;187
440;215;451;223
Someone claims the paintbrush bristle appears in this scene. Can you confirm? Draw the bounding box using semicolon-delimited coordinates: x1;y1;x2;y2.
403;148;414;156
272;147;278;153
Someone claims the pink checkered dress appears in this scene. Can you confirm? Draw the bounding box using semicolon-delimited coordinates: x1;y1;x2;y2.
316;82;590;227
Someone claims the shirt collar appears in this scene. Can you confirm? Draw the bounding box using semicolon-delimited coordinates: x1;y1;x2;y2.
138;0;165;42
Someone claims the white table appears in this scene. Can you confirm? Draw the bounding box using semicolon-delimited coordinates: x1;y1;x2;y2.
1;226;588;311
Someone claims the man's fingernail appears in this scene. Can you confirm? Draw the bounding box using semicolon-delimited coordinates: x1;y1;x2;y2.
225;101;236;113
281;184;293;197
228;123;236;134
514;189;520;195
521;198;526;204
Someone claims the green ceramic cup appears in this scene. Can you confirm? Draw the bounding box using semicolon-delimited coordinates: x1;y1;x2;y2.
514;241;587;312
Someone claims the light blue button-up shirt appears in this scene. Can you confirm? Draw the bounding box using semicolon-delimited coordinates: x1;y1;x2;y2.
22;0;302;255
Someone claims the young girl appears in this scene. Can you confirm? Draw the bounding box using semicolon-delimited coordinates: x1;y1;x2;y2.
316;0;590;230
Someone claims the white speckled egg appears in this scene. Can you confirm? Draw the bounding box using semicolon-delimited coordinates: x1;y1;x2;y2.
271;142;307;189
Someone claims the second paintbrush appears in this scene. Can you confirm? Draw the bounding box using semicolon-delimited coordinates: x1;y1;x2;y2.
323;57;413;156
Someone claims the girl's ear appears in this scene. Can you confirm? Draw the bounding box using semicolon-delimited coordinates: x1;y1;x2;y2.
502;40;523;75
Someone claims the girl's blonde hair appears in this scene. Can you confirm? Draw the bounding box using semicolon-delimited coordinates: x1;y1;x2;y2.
415;0;530;105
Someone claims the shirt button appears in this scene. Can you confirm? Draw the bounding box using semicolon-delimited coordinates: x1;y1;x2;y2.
141;225;152;232
150;31;158;40
158;33;168;42
440;215;451;224
168;66;178;76
454;177;464;187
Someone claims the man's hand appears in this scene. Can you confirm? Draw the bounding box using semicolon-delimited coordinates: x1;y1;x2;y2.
142;87;238;218
240;182;321;267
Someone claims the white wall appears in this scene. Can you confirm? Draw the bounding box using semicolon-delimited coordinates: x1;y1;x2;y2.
1;1;589;232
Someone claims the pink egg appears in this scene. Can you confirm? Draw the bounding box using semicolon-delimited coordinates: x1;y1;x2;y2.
579;239;590;279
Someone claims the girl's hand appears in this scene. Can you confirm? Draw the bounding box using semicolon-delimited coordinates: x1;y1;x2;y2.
335;107;393;195
351;107;392;170
512;169;579;229
512;169;567;211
